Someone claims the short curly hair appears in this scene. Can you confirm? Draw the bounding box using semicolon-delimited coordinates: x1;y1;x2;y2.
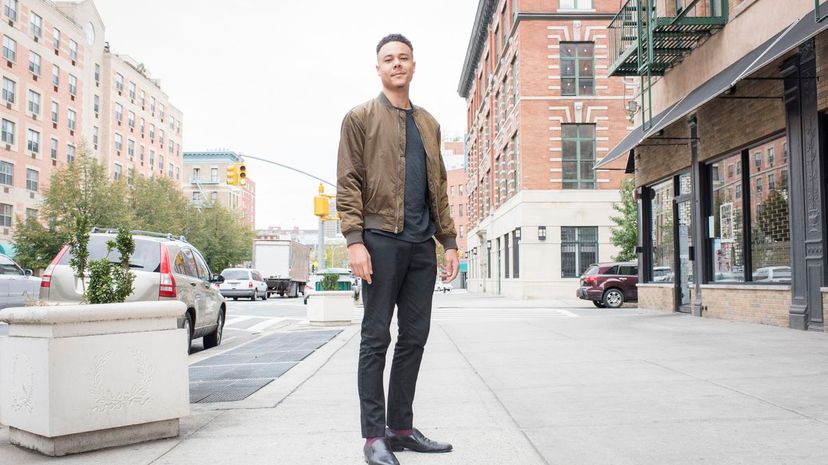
376;34;413;55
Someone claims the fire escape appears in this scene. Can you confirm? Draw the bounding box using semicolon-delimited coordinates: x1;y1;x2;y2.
608;0;729;129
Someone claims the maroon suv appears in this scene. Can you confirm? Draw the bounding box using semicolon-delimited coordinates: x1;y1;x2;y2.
576;261;638;308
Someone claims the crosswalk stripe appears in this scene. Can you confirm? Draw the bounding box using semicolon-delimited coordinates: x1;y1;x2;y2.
224;316;257;326
246;318;287;333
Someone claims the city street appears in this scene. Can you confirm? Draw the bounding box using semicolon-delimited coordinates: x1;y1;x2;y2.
4;292;827;464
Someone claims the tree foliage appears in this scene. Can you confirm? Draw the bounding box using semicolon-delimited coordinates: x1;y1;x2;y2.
13;149;255;276
610;176;639;262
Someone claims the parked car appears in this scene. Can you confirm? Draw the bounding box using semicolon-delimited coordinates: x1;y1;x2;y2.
576;261;638;308
40;230;227;354
752;266;791;283
0;254;41;309
219;268;268;300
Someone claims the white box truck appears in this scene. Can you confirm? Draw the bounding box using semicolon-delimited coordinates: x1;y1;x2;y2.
252;240;310;298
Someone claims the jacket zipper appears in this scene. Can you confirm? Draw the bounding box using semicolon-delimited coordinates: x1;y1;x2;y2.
395;110;402;233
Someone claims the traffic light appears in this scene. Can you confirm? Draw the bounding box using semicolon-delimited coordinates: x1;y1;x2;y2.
238;163;247;186
226;163;239;186
314;194;330;217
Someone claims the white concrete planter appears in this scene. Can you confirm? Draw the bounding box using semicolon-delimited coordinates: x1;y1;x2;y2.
307;291;354;326
0;301;189;456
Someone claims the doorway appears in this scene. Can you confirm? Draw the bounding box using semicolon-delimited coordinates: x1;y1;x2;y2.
675;173;694;312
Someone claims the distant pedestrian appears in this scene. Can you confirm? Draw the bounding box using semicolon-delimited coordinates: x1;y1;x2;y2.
337;33;459;465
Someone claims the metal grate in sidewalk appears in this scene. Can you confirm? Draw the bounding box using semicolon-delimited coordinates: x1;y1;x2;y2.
189;329;341;403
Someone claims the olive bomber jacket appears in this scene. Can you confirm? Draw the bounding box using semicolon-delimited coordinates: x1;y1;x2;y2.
336;93;458;250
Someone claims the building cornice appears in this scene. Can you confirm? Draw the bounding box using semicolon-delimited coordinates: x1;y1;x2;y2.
457;6;617;98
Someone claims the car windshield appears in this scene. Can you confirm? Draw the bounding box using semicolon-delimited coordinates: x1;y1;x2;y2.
58;235;161;271
222;270;249;280
0;256;21;275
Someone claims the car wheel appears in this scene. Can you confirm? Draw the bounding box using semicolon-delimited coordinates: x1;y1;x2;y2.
252;289;258;301
203;309;224;349
261;290;267;301
603;288;625;309
183;312;194;355
232;297;238;301
592;300;606;308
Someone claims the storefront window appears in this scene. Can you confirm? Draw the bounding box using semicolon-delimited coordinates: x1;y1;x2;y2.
749;136;790;283
710;153;745;282
650;179;674;283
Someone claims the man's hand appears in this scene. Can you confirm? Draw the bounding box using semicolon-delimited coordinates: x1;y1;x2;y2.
442;249;459;283
348;243;373;285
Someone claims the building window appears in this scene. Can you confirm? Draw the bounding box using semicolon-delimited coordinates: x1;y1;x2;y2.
561;42;594;96
150;96;156;115
149;124;155;140
211;167;218;182
115;103;123;122
4;0;16;21
767;147;775;167
128;81;136;100
504;233;510;279
2;35;16;62
149;150;155;168
69;40;77;61
459;225;465;238
50;138;57;160
25;168;37;191
52;64;60;86
561;226;598;278
26;128;38;153
560;0;593;9
93;127;99;147
754;151;761;170
1;77;13;103
128;111;135;128
562;124;596;189
30;12;42;38
140;117;145;135
52;27;60;49
710;153;745;282
68;74;77;96
160;103;165;120
512;230;520;279
113;163;122;180
114;133;122;152
1;118;14;144
127;167;134;184
140;89;145;106
459;204;464;217
139;145;144;161
650;178;674;283
210;191;218;202
67;144;75;162
94;63;100;83
28;50;40;75
93;94;100;114
749;138;790;283
128;139;135;160
0;161;12;185
27;89;40;114
512;133;520;192
0;204;11;227
67;109;76;131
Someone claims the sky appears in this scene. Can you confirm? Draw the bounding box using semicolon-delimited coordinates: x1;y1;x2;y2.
91;0;479;230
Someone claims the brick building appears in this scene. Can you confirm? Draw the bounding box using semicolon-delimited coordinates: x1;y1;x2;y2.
442;138;469;287
182;151;255;227
0;0;183;253
458;0;633;298
598;0;828;330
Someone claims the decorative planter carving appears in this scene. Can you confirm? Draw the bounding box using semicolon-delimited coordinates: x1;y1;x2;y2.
307;291;354;326
0;301;189;456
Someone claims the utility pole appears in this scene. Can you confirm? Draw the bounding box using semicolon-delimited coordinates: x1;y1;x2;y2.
313;183;338;271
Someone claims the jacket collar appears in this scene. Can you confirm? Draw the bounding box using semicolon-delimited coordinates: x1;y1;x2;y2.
377;92;416;114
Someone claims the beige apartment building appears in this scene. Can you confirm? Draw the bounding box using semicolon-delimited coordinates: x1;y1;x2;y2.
182;151;255;227
0;0;183;252
598;0;828;331
459;0;634;299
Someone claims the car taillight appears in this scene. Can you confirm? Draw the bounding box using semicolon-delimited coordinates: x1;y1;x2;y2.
248;281;253;288
159;245;176;298
41;244;70;288
583;276;596;286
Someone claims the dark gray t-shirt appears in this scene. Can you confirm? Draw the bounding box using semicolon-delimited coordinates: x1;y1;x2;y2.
369;107;436;243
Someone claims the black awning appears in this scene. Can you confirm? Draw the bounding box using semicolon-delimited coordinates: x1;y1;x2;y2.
598;3;828;170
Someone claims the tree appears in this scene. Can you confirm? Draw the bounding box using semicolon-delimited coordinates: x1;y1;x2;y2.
129;176;190;236
185;203;255;272
610;176;638;262
12;216;66;271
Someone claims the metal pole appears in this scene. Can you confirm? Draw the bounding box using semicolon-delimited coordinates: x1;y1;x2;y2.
318;218;326;271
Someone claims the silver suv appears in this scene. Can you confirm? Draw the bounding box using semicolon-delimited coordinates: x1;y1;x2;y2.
39;230;227;354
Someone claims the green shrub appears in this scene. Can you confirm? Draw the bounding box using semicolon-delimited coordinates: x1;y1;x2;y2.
321;273;340;291
85;228;136;304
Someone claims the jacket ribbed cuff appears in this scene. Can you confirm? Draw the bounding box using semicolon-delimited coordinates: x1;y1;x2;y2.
437;236;458;251
344;230;364;247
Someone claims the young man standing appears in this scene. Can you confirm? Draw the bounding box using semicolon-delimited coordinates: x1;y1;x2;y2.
337;34;459;465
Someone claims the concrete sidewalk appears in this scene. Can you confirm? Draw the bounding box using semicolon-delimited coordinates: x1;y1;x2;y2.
3;295;828;464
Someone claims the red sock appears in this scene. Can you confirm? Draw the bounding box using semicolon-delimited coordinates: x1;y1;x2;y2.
392;428;413;436
365;437;383;447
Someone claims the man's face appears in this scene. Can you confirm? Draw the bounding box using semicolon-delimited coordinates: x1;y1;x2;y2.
376;41;415;91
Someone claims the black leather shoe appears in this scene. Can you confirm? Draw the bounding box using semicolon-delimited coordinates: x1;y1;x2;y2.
385;428;453;453
364;439;400;465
